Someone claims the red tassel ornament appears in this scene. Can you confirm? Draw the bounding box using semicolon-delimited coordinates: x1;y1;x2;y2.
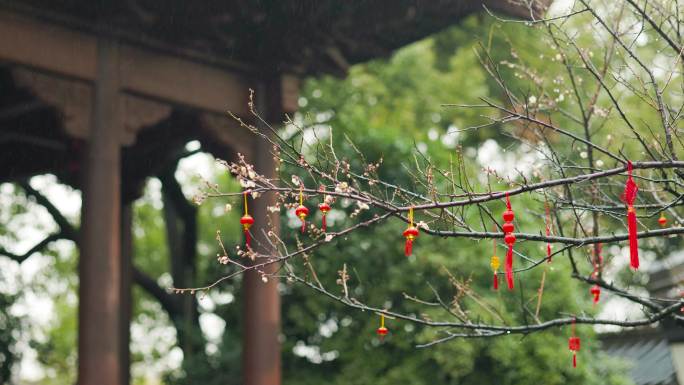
319;202;330;231
376;314;388;341
403;207;419;256
622;161;639;269
502;193;516;290
568;319;580;368
590;285;601;304
318;187;331;232
240;192;255;248
505;235;515;290
295;185;309;233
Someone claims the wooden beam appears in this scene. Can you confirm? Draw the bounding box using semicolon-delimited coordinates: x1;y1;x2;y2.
0;10;96;79
78;37;122;385
0;100;47;120
118;45;249;116
0;10;250;116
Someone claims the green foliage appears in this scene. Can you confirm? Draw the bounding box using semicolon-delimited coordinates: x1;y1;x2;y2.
0;183;79;385
28;245;79;385
133;161;245;385
0;289;20;384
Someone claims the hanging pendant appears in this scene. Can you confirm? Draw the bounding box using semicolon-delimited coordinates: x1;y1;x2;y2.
403;207;419;256
502;192;516;290
376;314;388;341
568;318;580;368
622;161;639;269
545;200;553;263
504;233;516;290
295;184;309;234
240;191;255;248
490;230;500;290
658;213;667;227
590;243;602;304
318;185;331;232
590;285;601;304
319;201;331;233
490;255;500;290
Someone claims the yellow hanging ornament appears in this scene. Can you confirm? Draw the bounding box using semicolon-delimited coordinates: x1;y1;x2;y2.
294;184;309;234
490;236;500;290
402;207;419;256
376;314;388;341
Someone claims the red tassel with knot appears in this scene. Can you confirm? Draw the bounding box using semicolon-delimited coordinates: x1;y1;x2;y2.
319;203;330;231
403;207;419;256
568;318;580;368
622;161;639;269
239;192;254;248
319;186;331;232
590;285;601;304
502;193;516;290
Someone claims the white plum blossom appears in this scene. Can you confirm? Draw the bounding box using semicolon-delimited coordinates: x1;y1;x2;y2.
335;182;349;193
416;221;430;231
239;178;256;188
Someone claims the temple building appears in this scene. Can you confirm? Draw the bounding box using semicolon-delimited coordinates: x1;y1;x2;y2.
0;1;546;384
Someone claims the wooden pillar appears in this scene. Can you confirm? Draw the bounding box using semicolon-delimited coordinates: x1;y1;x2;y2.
242;82;283;385
78;37;122;385
120;203;133;385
